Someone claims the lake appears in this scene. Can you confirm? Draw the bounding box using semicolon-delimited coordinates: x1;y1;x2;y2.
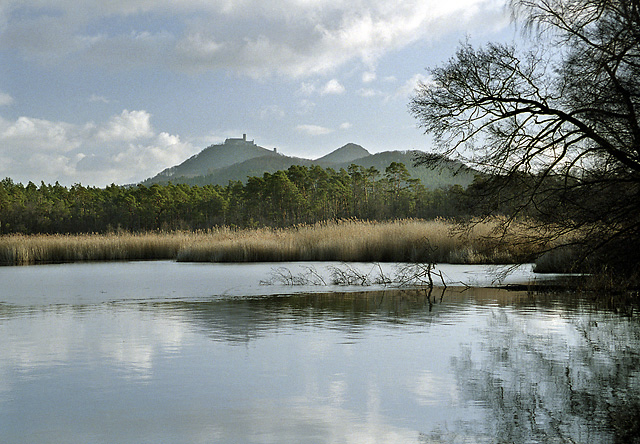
1;261;639;443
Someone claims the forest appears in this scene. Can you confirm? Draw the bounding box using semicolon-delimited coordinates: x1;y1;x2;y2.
0;162;469;235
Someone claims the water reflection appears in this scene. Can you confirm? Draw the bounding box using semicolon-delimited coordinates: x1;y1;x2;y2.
1;270;639;443
146;289;449;343
450;296;640;444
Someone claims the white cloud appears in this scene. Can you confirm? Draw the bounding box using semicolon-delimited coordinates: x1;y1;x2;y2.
321;79;345;95
1;0;509;78
349;73;432;101
362;71;376;83
298;82;317;96
339;122;352;130
357;88;383;98
0;116;82;152
0;110;198;186
299;79;346;96
297;99;316;115
396;73;432;99
0;92;14;106
297;79;346;96
258;105;285;120
298;78;345;98
100;132;196;183
296;124;333;136
97;109;154;142
88;94;110;103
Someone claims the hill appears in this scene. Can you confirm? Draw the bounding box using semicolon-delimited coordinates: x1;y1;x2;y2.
326;150;475;189
142;137;478;189
315;143;370;164
149;135;279;180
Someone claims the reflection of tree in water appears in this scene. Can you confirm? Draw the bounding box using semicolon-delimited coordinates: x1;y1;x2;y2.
450;306;640;443
148;289;446;344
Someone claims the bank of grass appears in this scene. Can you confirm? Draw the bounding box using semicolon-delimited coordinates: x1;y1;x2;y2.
0;231;191;265
0;218;546;266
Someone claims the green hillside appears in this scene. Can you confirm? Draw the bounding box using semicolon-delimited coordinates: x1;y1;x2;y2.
327;151;476;189
164;155;316;187
142;139;477;189
146;136;279;183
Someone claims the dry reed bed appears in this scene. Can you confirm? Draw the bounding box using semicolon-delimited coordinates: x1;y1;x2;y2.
0;219;544;266
0;232;192;265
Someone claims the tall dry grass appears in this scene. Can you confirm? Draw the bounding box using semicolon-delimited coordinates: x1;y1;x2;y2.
0;232;191;265
0;218;547;266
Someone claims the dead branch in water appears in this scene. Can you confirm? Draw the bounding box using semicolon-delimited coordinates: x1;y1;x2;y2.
262;261;446;290
260;265;327;286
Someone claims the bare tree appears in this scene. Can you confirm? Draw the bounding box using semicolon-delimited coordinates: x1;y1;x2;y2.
410;0;640;273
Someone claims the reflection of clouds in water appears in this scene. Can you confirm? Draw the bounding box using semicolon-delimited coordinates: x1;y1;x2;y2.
0;306;192;381
100;338;154;378
0;312;74;370
366;376;382;425
0;312;77;400
0;368;11;400
329;376;348;406
410;370;459;407
99;309;189;379
305;335;332;358
154;316;188;350
225;337;423;443
228;401;419;444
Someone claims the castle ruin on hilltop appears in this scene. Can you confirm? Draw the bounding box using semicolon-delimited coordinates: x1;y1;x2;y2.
224;134;278;153
225;134;255;145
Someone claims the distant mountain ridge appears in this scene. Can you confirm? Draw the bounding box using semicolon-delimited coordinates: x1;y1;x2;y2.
142;136;477;189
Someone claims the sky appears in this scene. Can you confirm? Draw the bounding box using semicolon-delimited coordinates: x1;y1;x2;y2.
0;0;516;186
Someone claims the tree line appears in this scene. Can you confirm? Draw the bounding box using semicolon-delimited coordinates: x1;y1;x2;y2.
0;162;468;234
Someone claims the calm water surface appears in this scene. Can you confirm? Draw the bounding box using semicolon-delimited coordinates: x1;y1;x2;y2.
1;261;639;443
